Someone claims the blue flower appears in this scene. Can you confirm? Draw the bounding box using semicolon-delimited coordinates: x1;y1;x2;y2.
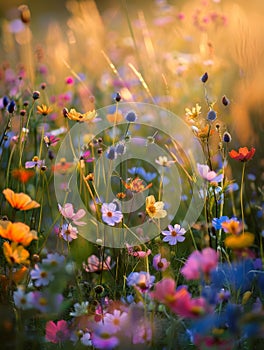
106;146;117;160
125;111;137;122
207;110;217;121
128;167;157;181
212;216;229;230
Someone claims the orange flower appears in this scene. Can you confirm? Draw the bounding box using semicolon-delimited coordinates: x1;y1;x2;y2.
229;147;255;162
146;195;167;219
106;111;123;123
12;168;35;183
3;188;40;211
122;177;152;193
12;266;28;284
66;108;97;122
192;124;214;140
221;219;242;235
224;232;255;250
0;221;37;246
3;242;30;265
37;104;53;116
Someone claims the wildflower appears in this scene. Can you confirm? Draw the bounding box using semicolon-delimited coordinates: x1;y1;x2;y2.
60;223;78;242
44;134;60;147
106;146;117;160
153;254;170;271
221;218;242;235
80;332;92;346
30;265;54;287
2;96;9;107
122;177;152;193
45;320;70;344
126;244;151;258
32;91;40;100
222;95;230;106
18;4;31;24
115;92;122;102
201;72;208;83
83;255;112;272
52;158;73;174
127;271;155;292
0;221;37;246
185;103;202;122
92;323;119;349
25;156;44;168
13;286;32;309
66;108;97;122
145;195;167;219
115;142;126;155
7;100;16;113
212;216;229;230
11;168;35;183
155;156;175;167
104;309;128;332
181;247;218;280
132;322;152;344
101;202;123;226
70;301;89;317
197;163;223;182
192;124;214;140
106;111;123;123
151;278;178;306
58;203;86;226
223;131;232;143
80;149;94;163
42;253;65;269
207;109;217;122
37;104;53;116
128;167;157;182
65;76;74;85
229;147;256;162
3;188;40;211
225;232;255;249
29;291;63;313
125;111;137;122
162;224;186;245
3;242;30;265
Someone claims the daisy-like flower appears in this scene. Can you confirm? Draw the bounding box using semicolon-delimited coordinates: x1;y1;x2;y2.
162;224;186;245
70;301;89;317
45;320;70;344
145;195;167;219
28;291;63;313
127;271;155;292
225;232;255;250
58;203;86;226
60;223;78;242
44;134;60;147
197;163;223;182
104;309;128;332
126;244;151;258
101;202;123;226
83;255;112;272
25;156;45;169
3;188;40;211
229;147;256;162
42;252;65;269
153;253;170;271
122;177;152;193
66;108;97;122
13;286;32;309
92;323;119;349
155;156;175;167
30;265;54;287
37;104;53;116
221;218;242;235
185;103;202;122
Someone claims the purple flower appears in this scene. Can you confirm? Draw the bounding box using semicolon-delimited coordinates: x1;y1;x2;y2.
197;163;223;182
92;323;119;349
207;110;217;121
161;224;186;245
127;271;155;292
25;157;45;169
42;253;65;270
125;111;137;122
101;202;123;226
28;291;63;313
58;203;86;226
104;309;128;332
153;254;170;271
106;146;117;160
60;223;78;242
81;149;94;162
30;265;54;286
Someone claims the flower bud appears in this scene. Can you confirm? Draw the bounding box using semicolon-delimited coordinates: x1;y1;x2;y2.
223;131;232;143
125;111;137;122
18;5;31;24
222;95;229;106
207;109;217;121
32;91;40;100
201;72;208;83
7;100;16;113
115;92;121;102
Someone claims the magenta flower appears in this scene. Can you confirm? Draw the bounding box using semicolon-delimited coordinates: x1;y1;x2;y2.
150;278;178;305
153;254;170;271
101;202;123;226
81;149;94;163
45;320;70;344
60;223;78;242
83;255;112;272
197;163;223;182
58;203;86;226
161;224;186;245
92;323;119;349
181;247;218;280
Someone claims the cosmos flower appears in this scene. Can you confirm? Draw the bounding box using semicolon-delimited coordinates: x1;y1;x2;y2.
127;271;155;292
101;202;123;226
13;286;32;310
45;320;70;344
197;163;223;182
145;195;167;219
69;301;89;317
30;265;54;287
11;168;35;183
58;203;86;226
60;223;78;242
3;188;40;211
42;253;65;269
221;218;242;235
92;323;119;349
25;156;45;169
155;156;175;167
126;244;151;258
225;232;255;250
104;309;128;332
229;147;256;162
83;255;112;272
122;177;152;193
161;224;186;245
153;254;170;271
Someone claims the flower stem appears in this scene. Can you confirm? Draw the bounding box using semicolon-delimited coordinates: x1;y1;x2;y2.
240;162;246;234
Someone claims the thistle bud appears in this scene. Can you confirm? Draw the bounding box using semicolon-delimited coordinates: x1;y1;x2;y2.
32;91;40;100
115;92;121;102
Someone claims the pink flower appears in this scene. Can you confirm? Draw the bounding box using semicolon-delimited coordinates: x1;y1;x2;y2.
152;254;170;271
126;244;151;258
45;320;70;343
151;278;178;305
60;223;78;242
197;163;223;182
92;323;119;349
83;255;112;272
58;203;86;226
181;247;218;280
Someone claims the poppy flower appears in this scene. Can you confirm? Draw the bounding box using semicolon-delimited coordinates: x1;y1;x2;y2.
3;188;40;211
3;241;30;265
229;147;255;162
37;104;53;116
11;168;35;183
0;221;37;246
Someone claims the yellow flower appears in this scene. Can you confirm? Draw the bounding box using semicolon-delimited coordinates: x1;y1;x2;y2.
106;111;123;123
185;103;202;122
66;108;97;122
224;232;254;249
37;104;53;116
3;242;30;265
3;188;40;211
146;195;167;219
0;221;37;246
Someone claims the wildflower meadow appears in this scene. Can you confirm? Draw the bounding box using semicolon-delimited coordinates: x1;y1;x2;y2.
0;1;264;349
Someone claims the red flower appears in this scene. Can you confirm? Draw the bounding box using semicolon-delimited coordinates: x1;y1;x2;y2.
229;147;255;162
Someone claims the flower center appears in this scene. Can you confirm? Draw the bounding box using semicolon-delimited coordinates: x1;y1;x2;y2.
107;211;113;217
40;271;48;278
157;261;164;268
148;205;156;214
171;230;177;237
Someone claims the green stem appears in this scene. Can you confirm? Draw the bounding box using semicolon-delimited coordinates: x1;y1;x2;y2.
240;162;246;233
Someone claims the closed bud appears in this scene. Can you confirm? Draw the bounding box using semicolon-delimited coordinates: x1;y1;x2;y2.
115;92;121;102
94;285;104;295
222;95;229;106
62;107;68;118
201;72;208;83
7;100;16;113
32;91;40;100
207;109;217;121
223;131;232;143
18;5;31;24
3;96;9;107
